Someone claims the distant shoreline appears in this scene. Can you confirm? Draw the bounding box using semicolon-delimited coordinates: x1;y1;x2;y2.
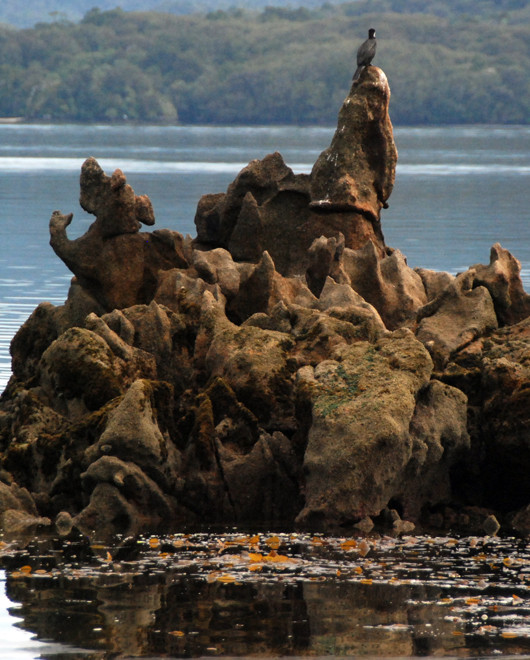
0;119;528;129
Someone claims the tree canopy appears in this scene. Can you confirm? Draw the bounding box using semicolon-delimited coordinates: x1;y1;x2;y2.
0;1;528;124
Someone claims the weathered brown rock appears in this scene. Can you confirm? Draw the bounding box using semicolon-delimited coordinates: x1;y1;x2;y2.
306;234;350;297
194;70;397;276
472;243;530;326
475;323;530;511
1;67;530;537
192;247;241;300
79;157;155;237
198;291;297;429
216;430;302;523
295;329;469;528
317;276;384;330
288;296;385;367
50;211;188;310
0;387;69;498
342;243;427;329
310;67;397;251
194;152;314;276
84;379;181;491
403;379;470;519
9;286;109;385
49;162;189;311
55;510;74;536
10;302;62;383
415;268;455;302
116;303;175;378
306;236;427;330
510;504;530;535
0;480;50;534
442;316;530;514
228;251;317;323
416;270;498;368
1;508;51;534
154;268;224;318
482;514;501;536
38;327;129;416
74;456;179;537
0;480;38;517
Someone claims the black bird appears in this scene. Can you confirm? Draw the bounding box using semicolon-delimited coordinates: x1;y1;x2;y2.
352;28;376;81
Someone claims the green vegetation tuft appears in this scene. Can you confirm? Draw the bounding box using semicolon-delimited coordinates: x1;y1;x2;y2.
0;0;528;124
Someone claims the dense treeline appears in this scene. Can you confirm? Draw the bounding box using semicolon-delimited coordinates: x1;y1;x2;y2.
0;1;529;124
1;0;529;28
0;0;352;28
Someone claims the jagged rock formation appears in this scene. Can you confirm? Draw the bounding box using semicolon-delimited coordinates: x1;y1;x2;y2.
1;66;530;538
296;330;469;529
442;314;530;515
49;157;189;311
194;69;396;276
310;66;396;258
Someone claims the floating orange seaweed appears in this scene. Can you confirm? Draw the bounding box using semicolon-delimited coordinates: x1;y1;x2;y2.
263;550;293;563
217;573;237;583
266;535;281;549
340;539;357;551
248;552;263;563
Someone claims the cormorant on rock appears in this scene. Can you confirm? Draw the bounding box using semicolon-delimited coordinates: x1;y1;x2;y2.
352;28;376;81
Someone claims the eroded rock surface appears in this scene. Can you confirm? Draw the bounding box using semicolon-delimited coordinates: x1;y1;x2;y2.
194;67;396;276
296;330;469;529
1;68;530;538
443;316;530;514
49;160;189;311
310;67;397;247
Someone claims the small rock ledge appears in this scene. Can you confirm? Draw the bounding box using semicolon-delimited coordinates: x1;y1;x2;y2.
1;66;530;539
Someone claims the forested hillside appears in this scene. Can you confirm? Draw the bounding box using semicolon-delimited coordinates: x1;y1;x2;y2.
0;0;331;28
2;0;529;27
0;1;529;125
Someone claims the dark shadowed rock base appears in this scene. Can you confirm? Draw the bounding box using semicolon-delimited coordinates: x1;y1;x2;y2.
1;66;530;538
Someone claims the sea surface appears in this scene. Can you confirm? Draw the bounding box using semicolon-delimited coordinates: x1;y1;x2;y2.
0;123;529;658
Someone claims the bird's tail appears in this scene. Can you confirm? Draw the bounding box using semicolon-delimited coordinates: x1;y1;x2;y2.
352;65;363;81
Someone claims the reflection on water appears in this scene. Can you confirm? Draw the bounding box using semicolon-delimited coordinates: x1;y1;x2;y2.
0;586;47;659
1;531;530;658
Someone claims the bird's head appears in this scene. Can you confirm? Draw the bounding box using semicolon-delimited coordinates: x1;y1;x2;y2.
368;28;376;38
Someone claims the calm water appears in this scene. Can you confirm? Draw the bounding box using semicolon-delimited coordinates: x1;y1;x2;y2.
0;123;529;658
1;531;530;659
